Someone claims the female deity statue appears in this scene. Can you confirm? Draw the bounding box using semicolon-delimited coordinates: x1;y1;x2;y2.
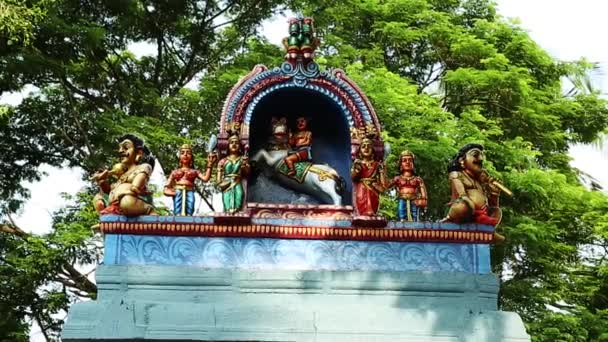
217;133;250;213
92;134;155;216
163;144;218;216
351;136;387;216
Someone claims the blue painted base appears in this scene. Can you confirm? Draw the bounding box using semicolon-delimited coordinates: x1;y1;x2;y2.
104;234;491;274
63;265;530;341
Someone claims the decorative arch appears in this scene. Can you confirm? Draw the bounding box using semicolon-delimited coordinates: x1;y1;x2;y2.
219;61;384;158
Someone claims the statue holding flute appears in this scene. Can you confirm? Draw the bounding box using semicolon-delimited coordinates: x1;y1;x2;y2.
443;144;511;238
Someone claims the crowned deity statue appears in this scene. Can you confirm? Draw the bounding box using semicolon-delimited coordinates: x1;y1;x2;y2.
163;144;218;216
217;131;250;213
92;134;155;216
444;144;511;235
351;133;387;216
387;150;427;222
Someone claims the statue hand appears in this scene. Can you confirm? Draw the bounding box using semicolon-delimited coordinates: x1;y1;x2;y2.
207;153;218;166
91;169;110;182
487;181;501;196
415;198;428;208
163;186;176;197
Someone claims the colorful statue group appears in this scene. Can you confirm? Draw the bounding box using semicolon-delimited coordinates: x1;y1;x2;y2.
351;133;428;221
350;139;509;229
92;132;509;231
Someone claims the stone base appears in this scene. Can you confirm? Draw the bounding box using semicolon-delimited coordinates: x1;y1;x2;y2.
63;265;529;342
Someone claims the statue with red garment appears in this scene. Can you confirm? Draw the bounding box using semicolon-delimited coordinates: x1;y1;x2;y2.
387;150;427;222
351;130;387;216
284;116;313;177
163;144;218;216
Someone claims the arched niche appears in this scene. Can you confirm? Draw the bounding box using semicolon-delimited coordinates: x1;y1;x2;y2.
247;87;352;205
218;61;385;210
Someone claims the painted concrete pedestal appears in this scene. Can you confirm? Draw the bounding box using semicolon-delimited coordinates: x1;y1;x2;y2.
63;224;530;341
64;266;528;342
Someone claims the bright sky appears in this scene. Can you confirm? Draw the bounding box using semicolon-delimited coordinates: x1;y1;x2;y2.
1;3;606;339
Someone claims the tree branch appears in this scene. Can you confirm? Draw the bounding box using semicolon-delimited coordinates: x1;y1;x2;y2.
60;77;111;111
154;31;164;94
203;1;237;27
59;80;96;158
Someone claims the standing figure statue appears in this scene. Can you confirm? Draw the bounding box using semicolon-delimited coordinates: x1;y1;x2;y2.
351;135;387;216
217;133;250;213
444;144;510;230
92;134;155;216
284;116;312;177
388;150;427;221
163;144;218;216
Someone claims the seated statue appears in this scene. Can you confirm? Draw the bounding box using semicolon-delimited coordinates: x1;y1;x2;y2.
163;144;217;216
251;117;343;205
444;144;503;226
283;116;312;177
92;134;155;216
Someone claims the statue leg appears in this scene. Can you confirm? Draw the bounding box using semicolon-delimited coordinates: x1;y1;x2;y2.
328;181;342;205
119;195;154;216
397;199;406;221
93;193;107;214
173;191;183;215
186;190;195;216
445;199;473;223
284;154;298;176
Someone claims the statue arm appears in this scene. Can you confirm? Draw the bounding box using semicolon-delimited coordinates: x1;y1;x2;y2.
449;171;467;198
199;154;218;182
350;159;361;179
217;159;225;183
480;170;500;206
130;166;151;197
417;177;428;208
92;170;111;194
378;162;389;191
163;171;176;196
303;131;312;145
241;157;250;177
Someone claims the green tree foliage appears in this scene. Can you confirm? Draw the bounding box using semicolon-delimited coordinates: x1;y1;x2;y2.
2;0;608;340
0;0;287;339
290;0;608;339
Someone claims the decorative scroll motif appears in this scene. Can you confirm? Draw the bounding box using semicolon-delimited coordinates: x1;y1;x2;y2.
279;61;320;86
105;234;490;274
221;62;378;131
